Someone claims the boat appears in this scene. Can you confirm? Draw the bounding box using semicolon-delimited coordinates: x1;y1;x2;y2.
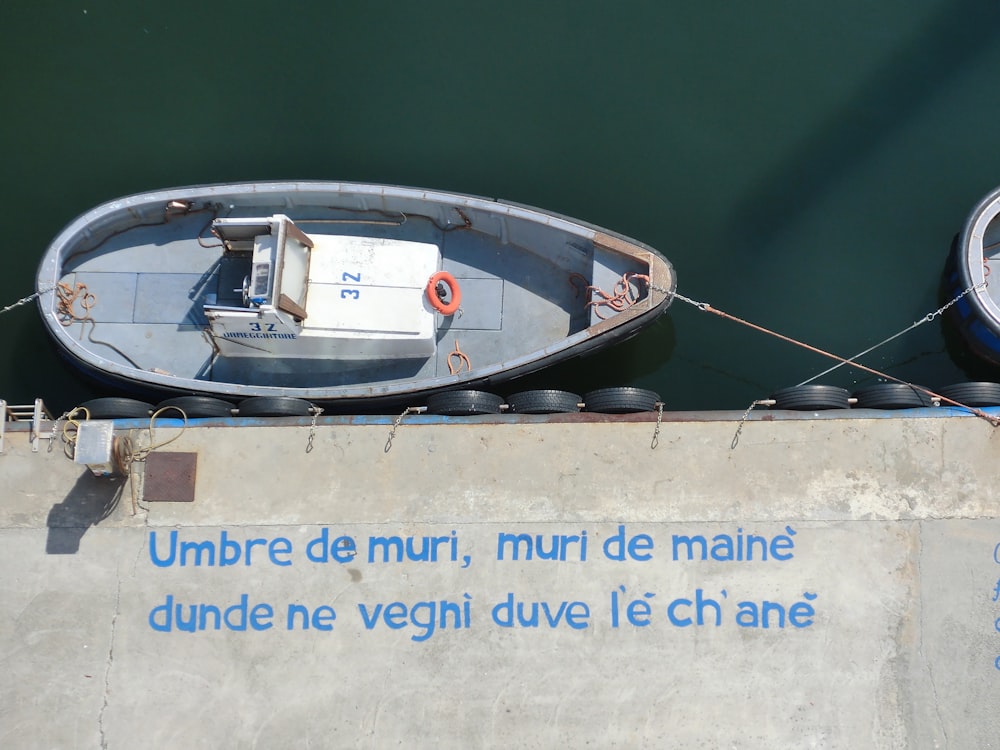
945;187;1000;366
36;182;676;411
945;184;1000;367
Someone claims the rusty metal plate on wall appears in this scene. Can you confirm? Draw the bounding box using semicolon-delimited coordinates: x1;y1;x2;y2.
144;452;197;502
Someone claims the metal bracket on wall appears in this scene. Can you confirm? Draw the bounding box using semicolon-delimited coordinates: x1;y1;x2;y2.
0;398;54;454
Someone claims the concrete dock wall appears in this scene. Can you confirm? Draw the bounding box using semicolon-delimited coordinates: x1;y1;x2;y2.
2;411;999;748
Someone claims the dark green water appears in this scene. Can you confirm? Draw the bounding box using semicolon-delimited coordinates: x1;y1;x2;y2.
4;1;1000;413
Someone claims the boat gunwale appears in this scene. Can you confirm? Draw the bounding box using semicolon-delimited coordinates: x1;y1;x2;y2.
957;184;1000;323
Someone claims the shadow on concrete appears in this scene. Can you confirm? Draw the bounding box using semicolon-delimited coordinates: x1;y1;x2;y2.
725;2;1000;251
45;471;124;554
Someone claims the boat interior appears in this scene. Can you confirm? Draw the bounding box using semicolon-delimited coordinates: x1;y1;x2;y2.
50;190;652;392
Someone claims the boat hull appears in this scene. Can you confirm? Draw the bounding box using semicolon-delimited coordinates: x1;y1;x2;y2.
37;182;675;410
948;185;1000;367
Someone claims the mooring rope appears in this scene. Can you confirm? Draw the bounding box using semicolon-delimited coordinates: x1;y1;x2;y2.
795;281;986;386
669;287;1000;428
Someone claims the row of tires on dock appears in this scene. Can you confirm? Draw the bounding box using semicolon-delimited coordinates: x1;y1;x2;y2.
73;387;663;419
770;382;1000;410
73;382;1000;419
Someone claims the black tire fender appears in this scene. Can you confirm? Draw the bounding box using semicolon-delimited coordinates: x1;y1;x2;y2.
156;396;235;418
937;381;1000;407
506;390;581;414
237;397;315;417
78;397;154;419
583;387;660;414
852;383;933;409
770;385;850;410
425;390;504;416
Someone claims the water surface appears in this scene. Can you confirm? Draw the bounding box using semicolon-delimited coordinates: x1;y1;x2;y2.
3;1;1000;412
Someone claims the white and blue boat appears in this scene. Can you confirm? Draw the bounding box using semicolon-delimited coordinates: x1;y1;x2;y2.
946;184;1000;366
36;182;675;411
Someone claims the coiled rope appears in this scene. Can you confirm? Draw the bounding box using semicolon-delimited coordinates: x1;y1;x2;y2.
52;282;145;369
584;272;651;319
56;282;96;326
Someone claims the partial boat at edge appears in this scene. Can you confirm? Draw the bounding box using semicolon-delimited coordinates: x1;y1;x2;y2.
945;184;1000;367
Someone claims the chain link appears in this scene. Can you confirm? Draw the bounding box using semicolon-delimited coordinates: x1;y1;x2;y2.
661;288;709;311
306;407;323;453
650;402;663;449
919;280;986;323
384;406;417;453
1;285;56;316
798;280;988;386
649;283;711;311
47;408;76;453
731;399;770;450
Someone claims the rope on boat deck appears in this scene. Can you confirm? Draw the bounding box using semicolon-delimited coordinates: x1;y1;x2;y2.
447;340;472;375
57;282;96;325
666;283;1000;441
585;272;651;319
53;282;146;369
306;407;323;453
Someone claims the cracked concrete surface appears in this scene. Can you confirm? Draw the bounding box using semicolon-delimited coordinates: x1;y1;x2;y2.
1;412;999;748
98;578;121;750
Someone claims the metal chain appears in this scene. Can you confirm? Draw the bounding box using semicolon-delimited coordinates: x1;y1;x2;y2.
668;281;994;390
47;408;77;453
650;402;663;449
384;407;417;453
659;287;709;310
731;400;770;450
2;284;55;315
795;280;987;386
919;280;986;323
306;407;323;453
664;282;1000;446
669;279;986;321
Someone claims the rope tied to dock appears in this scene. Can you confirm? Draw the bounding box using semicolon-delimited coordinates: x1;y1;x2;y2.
797;280;987;386
60;405;192;514
668;284;1000;432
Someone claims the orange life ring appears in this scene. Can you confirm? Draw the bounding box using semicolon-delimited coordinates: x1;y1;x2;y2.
426;272;462;315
